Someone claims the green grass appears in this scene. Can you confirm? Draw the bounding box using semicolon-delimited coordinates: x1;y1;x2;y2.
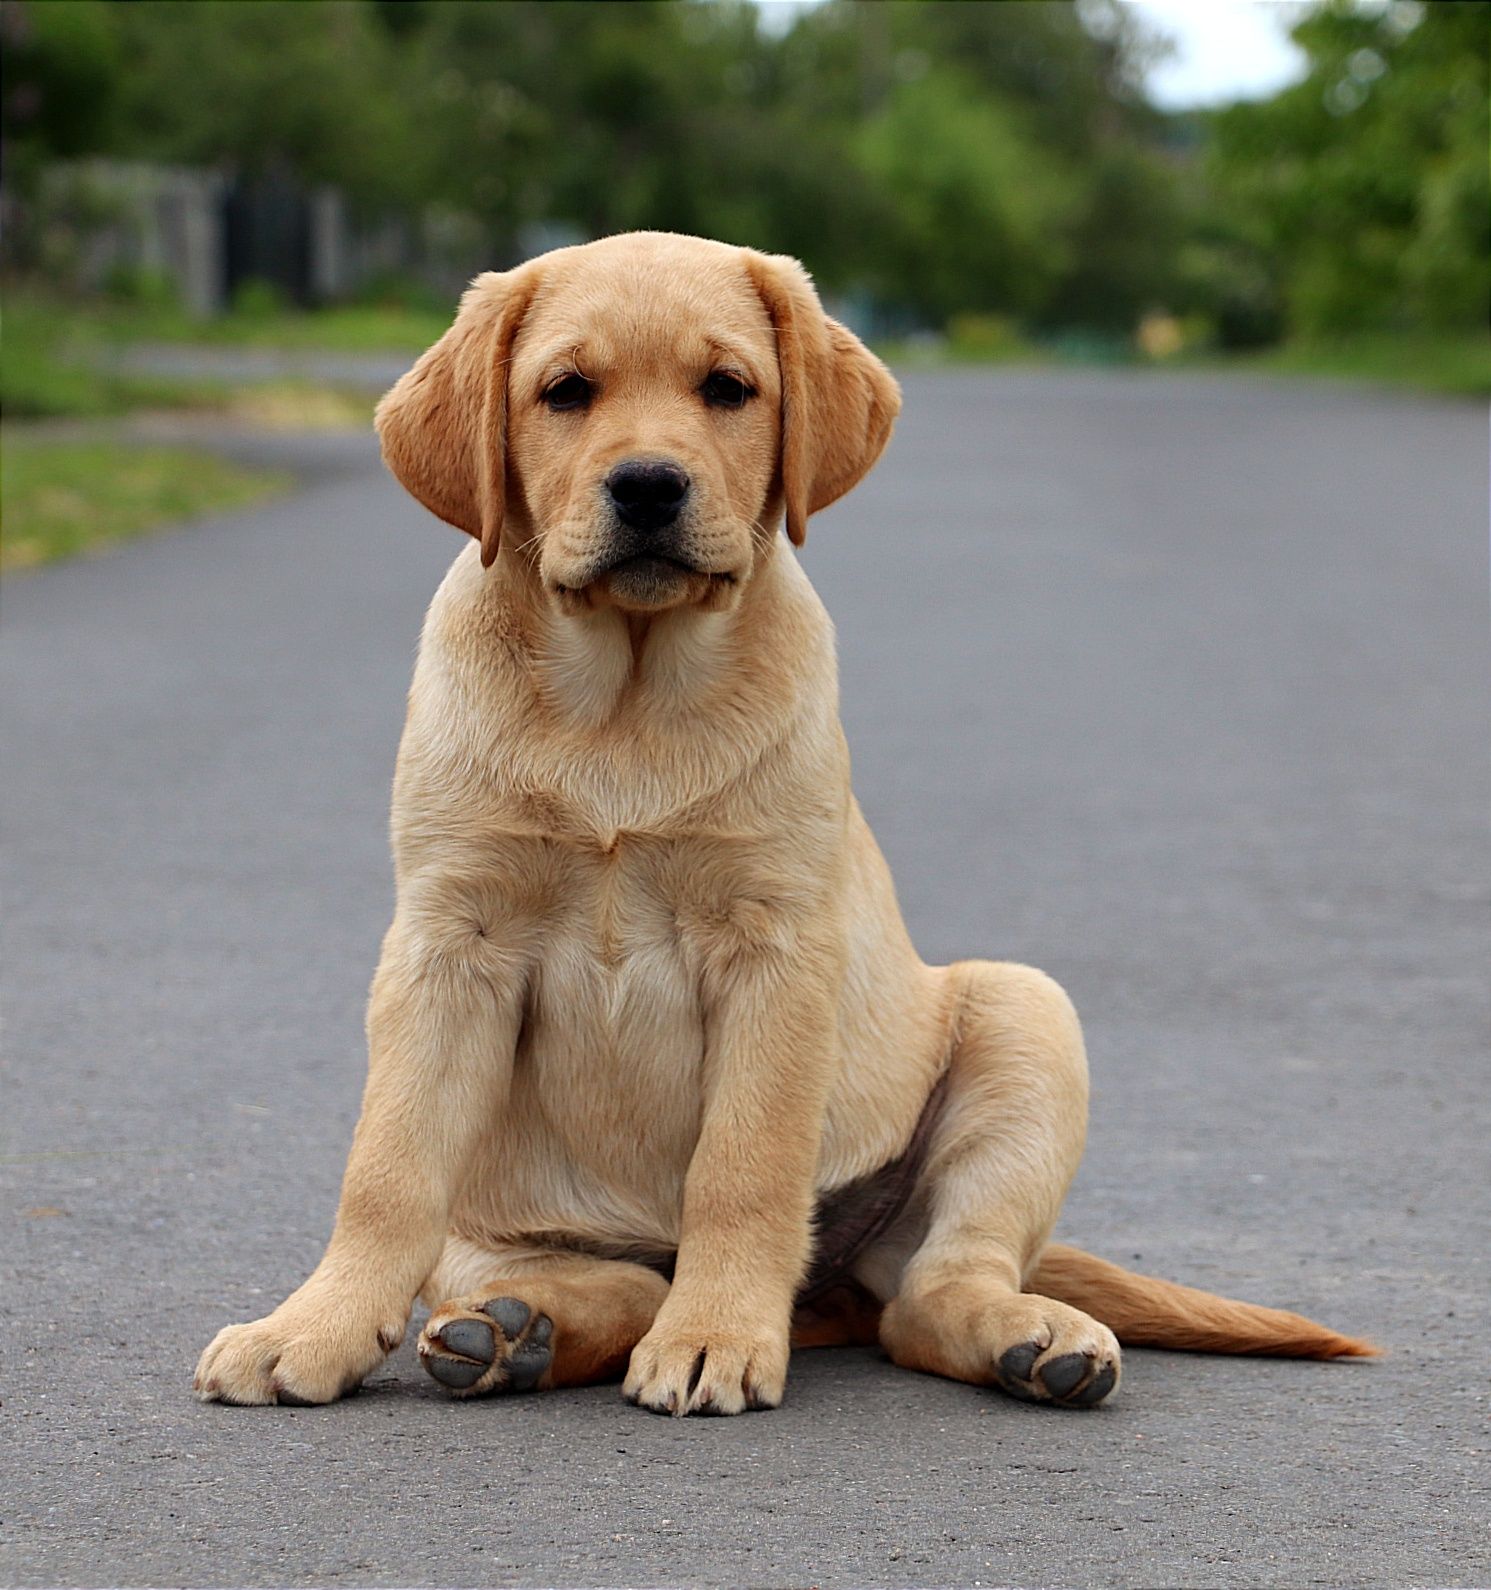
130;300;452;354
5;284;449;366
877;324;1491;398
3;292;237;418
3;291;388;426
1;432;290;571
1;286;440;421
1230;333;1491;398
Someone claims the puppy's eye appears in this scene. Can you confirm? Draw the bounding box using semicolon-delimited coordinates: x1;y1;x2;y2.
544;374;592;412
702;371;754;409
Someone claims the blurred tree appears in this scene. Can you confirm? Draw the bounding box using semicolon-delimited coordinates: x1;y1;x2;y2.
363;0;1180;326
1;0;121;176
10;0;1473;349
1206;0;1490;338
105;0;421;208
796;0;1182;329
0;0;1181;330
0;0;123;272
856;70;1073;321
383;0;873;272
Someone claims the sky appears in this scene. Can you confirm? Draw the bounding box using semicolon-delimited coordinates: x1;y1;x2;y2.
747;0;1312;110
1125;0;1309;109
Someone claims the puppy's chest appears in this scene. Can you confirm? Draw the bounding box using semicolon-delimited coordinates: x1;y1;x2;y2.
537;837;688;1005
518;825;769;1053
501;837;707;1177
498;773;792;952
469;773;811;1083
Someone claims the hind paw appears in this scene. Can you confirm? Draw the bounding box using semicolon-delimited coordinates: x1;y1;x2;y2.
882;1286;1121;1408
418;1294;554;1398
990;1300;1121;1408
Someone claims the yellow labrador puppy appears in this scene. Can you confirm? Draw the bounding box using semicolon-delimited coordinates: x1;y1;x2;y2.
195;232;1372;1414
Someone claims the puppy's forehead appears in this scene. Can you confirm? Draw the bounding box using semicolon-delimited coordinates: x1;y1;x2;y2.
519;234;775;373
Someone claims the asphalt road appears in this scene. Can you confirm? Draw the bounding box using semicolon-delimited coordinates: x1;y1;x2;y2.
3;370;1487;1590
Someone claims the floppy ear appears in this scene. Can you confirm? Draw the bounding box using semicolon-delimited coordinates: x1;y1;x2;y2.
745;251;901;547
374;265;538;567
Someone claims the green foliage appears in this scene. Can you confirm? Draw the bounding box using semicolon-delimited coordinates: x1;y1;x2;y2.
100;264;180;310
231;278;291;320
1;0;1481;362
1205;0;1490;339
1;0;1180;332
105;0;422;207
0;0;120;171
388;0;865;266
857;71;1072;322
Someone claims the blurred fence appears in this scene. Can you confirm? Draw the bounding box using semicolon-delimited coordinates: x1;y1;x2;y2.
21;158;491;315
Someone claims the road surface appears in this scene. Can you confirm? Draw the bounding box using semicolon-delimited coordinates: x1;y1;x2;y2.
3;370;1486;1589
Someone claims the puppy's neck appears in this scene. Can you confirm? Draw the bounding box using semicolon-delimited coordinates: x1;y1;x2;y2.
536;603;726;724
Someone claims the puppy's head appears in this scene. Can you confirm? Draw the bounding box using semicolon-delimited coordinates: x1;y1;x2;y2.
376;232;899;615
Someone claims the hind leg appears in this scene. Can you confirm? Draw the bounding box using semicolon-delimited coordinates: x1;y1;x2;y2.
418;1238;669;1397
878;961;1121;1408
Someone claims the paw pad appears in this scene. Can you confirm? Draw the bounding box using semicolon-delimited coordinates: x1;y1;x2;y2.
996;1338;1118;1408
419;1295;553;1396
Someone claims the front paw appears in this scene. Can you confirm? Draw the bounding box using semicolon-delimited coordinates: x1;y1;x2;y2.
194;1300;403;1406
623;1317;789;1417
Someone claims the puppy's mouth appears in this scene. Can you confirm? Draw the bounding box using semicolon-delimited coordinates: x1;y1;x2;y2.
555;547;737;612
596;550;702;584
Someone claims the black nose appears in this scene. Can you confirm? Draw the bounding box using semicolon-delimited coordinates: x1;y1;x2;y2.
606;460;690;532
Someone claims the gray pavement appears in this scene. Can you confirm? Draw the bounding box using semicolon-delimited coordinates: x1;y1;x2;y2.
2;370;1487;1589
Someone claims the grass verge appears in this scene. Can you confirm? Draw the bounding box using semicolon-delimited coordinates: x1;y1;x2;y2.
2;298;232;419
1;433;290;572
1230;334;1491;399
4;286;444;398
119;300;452;354
877;328;1491;398
3;289;403;420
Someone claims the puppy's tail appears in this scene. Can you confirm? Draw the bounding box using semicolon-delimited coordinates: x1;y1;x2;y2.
1027;1243;1379;1359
